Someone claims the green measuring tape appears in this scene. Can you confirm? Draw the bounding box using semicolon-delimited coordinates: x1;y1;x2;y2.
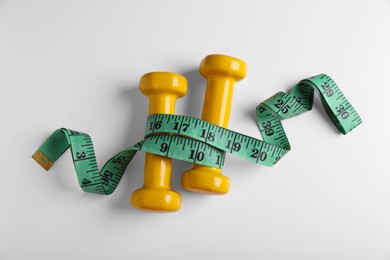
32;74;362;195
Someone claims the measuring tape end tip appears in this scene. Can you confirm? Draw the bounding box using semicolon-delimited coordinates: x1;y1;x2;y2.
32;151;52;171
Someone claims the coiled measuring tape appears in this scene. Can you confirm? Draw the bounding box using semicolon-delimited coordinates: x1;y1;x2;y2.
32;74;362;195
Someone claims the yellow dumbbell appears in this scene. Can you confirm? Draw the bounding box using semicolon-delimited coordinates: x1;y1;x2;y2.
131;72;187;212
181;54;247;194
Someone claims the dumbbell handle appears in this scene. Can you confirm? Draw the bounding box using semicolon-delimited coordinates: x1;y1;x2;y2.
201;77;235;127
143;96;175;189
148;96;178;116
190;76;237;177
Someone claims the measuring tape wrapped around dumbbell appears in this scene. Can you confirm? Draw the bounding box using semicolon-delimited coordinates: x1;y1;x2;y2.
33;73;362;195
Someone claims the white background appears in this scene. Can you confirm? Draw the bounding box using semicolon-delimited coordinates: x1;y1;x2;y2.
1;0;389;259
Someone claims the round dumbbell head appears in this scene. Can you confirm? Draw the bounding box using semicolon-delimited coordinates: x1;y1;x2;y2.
139;72;187;98
199;54;247;81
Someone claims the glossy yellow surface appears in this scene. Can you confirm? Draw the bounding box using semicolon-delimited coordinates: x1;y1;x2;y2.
131;72;187;212
182;54;247;194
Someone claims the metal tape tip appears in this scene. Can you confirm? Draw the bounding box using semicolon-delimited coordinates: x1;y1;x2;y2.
32;151;52;171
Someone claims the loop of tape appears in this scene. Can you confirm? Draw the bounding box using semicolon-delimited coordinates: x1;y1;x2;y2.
32;74;362;195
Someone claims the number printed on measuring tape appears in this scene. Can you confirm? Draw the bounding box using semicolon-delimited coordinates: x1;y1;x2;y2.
32;74;362;195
